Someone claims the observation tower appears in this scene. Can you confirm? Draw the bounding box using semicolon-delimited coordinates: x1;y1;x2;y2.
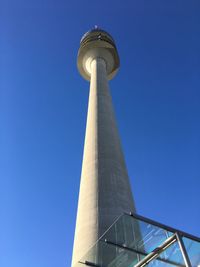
71;28;200;267
71;28;136;266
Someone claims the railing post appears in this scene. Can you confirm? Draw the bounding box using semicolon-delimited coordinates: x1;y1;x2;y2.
176;233;192;267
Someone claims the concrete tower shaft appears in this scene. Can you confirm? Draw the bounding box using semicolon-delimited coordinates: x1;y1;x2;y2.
72;29;136;266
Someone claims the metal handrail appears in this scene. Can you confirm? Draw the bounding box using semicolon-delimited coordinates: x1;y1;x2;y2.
126;212;200;243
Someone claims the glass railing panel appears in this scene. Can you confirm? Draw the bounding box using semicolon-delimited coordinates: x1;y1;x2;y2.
77;240;142;267
74;214;200;267
183;237;200;266
76;240;185;267
137;219;173;254
100;214;173;255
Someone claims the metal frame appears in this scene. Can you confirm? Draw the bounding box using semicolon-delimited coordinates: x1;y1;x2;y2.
77;213;199;267
134;234;177;267
176;233;192;267
127;213;195;267
133;233;193;267
127;212;200;243
104;238;185;267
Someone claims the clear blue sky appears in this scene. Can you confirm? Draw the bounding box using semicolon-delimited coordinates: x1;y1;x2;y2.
1;1;200;266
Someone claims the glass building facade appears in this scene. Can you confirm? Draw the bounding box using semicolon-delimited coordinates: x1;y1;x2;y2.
75;213;200;267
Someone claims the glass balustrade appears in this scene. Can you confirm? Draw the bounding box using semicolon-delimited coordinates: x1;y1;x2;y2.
74;213;200;267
